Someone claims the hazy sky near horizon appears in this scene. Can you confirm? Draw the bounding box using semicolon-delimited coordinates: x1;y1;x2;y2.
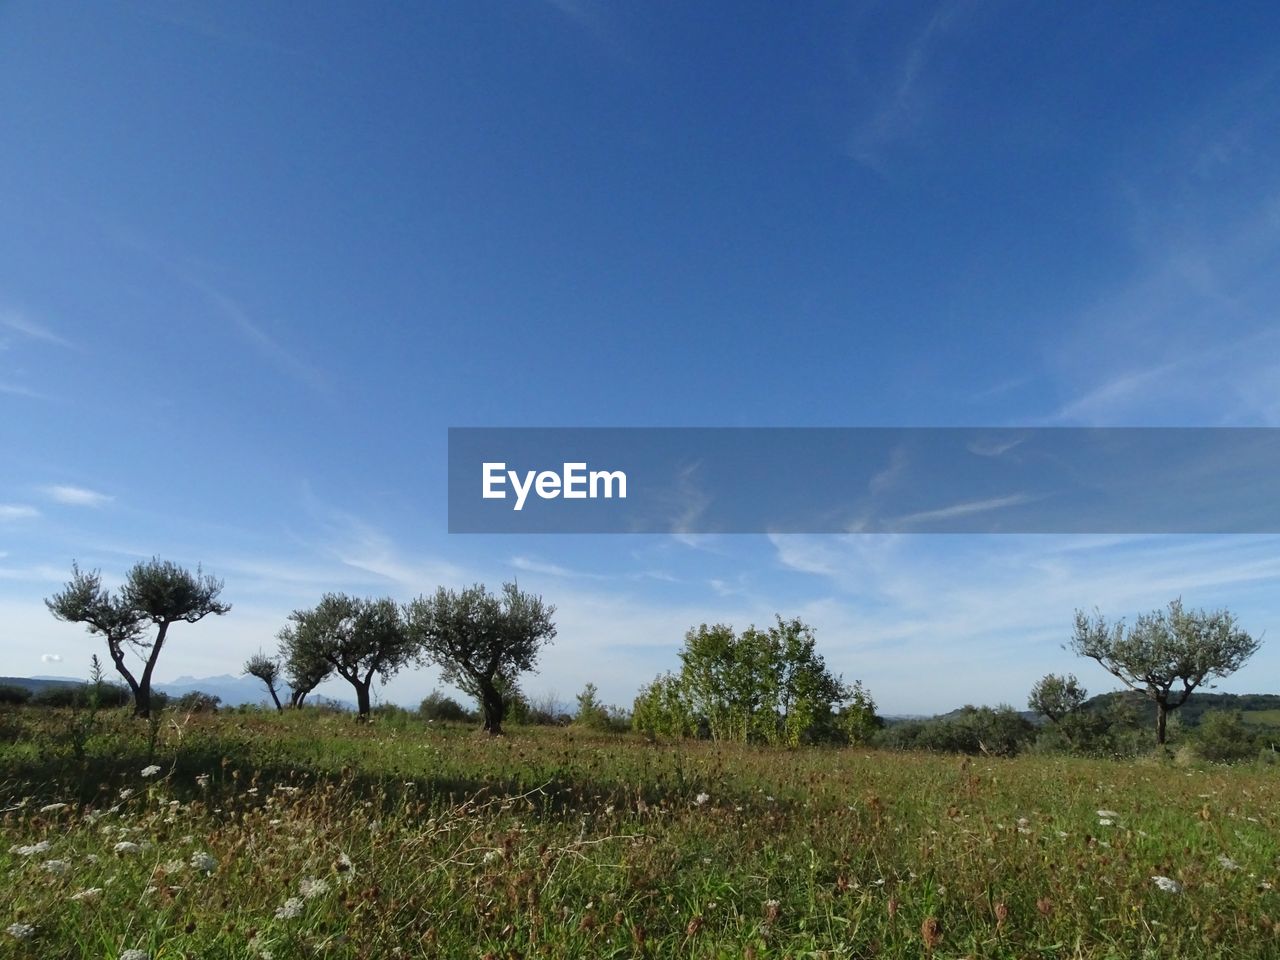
3;1;1280;714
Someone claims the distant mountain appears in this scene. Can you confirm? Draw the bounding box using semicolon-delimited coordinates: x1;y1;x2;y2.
1079;690;1280;727
17;673;290;708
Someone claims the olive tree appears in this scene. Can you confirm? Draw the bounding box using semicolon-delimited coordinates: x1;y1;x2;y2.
278;594;413;719
47;558;229;718
243;652;284;711
46;563;147;711
1068;599;1261;745
406;582;557;735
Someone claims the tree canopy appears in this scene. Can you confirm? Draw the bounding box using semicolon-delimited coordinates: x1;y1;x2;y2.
406;582;557;734
1068;599;1261;745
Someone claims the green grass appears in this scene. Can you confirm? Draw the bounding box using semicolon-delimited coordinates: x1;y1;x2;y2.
2;708;1279;958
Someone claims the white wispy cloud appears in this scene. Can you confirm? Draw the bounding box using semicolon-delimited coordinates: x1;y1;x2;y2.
894;492;1041;526
847;0;978;169
0;504;40;521
43;485;113;507
0;311;72;349
41;653;62;664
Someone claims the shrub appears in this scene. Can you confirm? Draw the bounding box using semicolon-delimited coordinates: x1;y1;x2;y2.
174;690;221;713
418;691;475;723
1196;710;1258;763
0;684;32;706
31;683;132;709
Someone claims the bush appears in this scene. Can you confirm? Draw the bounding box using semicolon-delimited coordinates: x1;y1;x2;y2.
173;690;221;713
1196;710;1258;763
874;706;1035;757
418;691;475;723
31;683;132;709
0;684;32;705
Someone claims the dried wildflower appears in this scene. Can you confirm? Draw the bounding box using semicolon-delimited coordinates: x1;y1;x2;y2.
113;841;141;856
120;950;149;960
1151;876;1183;894
1096;809;1119;818
763;899;781;922
299;878;329;900
39;803;68;814
190;851;217;874
70;887;103;903
41;859;70;875
195;774;210;789
694;792;710;806
275;897;304;920
921;916;943;950
6;923;35;941
1218;855;1242;871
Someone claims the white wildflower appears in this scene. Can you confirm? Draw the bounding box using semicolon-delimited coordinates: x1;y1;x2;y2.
118;788;135;800
70;887;103;903
6;923;35;940
298;877;329;900
1151;875;1182;894
1096;809;1119;819
39;803;68;814
113;841;141;856
195;774;210;789
482;850;501;865
190;851;216;874
275;897;304;920
694;792;710;806
1218;855;1241;871
120;950;149;960
41;859;70;875
141;765;161;778
1097;818;1113;827
11;841;51;856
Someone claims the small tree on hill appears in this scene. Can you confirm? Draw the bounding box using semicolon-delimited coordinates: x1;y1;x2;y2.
1068;599;1261;746
406;582;557;735
279;594;414;720
243;652;284;711
48;558;229;718
47;563;147;710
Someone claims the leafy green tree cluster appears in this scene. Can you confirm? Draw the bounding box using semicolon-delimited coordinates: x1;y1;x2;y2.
633;617;873;745
875;705;1035;756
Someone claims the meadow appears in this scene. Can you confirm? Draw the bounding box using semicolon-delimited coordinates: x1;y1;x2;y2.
2;708;1278;959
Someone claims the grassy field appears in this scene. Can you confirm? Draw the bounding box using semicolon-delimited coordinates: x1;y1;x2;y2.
2;708;1279;959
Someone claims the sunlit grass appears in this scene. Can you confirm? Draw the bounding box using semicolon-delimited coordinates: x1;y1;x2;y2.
2;708;1278;958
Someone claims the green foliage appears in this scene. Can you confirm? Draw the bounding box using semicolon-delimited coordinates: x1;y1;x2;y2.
417;690;476;723
0;684;31;705
278;594;413;719
1196;710;1258;763
876;705;1036;757
406;582;557;735
637;617;872;746
573;683;621;732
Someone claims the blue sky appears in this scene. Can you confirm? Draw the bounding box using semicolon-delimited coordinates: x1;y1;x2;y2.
2;1;1280;714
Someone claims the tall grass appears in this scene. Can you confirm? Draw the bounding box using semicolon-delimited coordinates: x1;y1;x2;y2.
2;708;1278;958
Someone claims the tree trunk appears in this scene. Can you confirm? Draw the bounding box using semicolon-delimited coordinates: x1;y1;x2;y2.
106;638;142;710
267;684;283;712
354;679;372;720
480;682;505;736
1155;701;1169;745
135;621;170;719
